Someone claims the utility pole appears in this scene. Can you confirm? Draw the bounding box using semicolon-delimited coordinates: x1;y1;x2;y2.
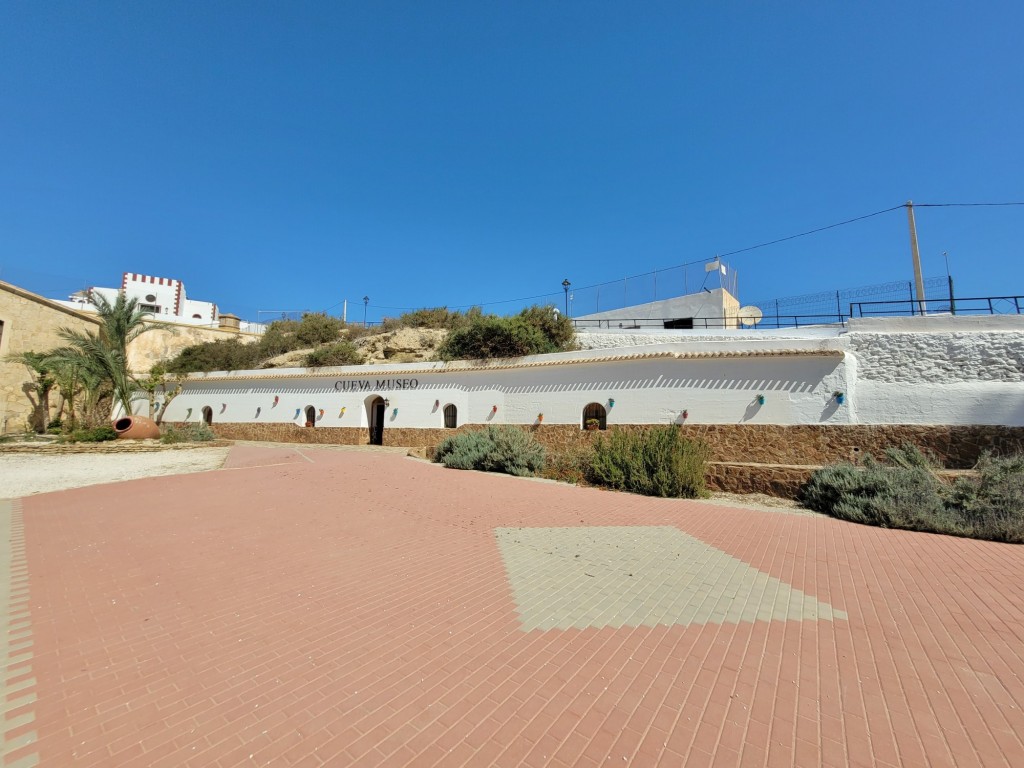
906;201;927;315
342;299;347;323
944;252;955;315
363;296;369;327
562;279;571;316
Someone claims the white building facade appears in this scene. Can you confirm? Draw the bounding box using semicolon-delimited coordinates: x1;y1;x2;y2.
150;316;1024;443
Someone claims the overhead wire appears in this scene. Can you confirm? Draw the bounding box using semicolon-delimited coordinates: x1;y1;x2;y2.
317;200;1022;316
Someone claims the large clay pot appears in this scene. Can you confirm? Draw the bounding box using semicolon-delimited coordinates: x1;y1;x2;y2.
113;415;161;440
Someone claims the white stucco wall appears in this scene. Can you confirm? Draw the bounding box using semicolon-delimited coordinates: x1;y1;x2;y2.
843;316;1024;425
160;342;850;429
150;316;1024;429
574;287;739;328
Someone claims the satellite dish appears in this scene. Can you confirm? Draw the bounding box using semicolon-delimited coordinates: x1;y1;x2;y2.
737;306;763;326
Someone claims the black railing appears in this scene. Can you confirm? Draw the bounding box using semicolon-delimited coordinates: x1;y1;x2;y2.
571;314;848;330
850;296;1024;318
570;295;1024;331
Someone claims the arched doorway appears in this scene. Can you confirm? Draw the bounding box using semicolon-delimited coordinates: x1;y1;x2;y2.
305;405;316;427
367;396;386;445
202;406;213;425
582;402;607;430
443;404;458;429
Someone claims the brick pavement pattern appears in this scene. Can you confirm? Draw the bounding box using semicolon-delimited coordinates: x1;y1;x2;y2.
6;444;1024;766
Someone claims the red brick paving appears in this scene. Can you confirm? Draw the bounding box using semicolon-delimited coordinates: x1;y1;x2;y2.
11;444;1024;766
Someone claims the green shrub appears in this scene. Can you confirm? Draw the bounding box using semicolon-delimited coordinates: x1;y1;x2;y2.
166;338;263;373
66;425;118;443
589;427;710;498
160;423;215;444
946;454;1024;543
436;316;549;361
516;305;577;352
305;341;363;367
801;445;1024;543
45;418;64;434
801;458;952;531
295;313;345;346
256;324;303;358
435;305;576;361
434;426;546;477
542;442;596;485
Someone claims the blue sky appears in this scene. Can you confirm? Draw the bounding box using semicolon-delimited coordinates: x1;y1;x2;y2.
2;1;1022;323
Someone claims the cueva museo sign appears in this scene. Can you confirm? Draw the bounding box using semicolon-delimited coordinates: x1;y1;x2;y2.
334;378;420;392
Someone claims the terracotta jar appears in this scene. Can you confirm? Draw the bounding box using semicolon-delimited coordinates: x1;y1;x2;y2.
113;415;161;440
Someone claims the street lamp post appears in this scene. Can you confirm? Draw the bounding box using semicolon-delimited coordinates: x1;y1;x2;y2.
363;296;369;327
562;279;571;317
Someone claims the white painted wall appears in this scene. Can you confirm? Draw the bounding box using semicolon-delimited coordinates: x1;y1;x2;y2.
159;346;850;429
58;273;221;326
574;287;739;329
149;316;1024;429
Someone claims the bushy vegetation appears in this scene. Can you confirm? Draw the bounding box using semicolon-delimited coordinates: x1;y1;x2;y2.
435;305;576;361
434;426;546;477
160;422;216;444
381;306;480;332
304;341;363;367
294;313;345;346
166;339;263;374
164;304;575;371
63;425;119;443
166;313;353;373
589;426;711;498
801;445;1024;543
542;442;595;485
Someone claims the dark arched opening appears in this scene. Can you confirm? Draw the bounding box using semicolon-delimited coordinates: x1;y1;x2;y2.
202;406;213;425
367;396;386;445
443;404;458;429
583;402;607;430
305;405;316;427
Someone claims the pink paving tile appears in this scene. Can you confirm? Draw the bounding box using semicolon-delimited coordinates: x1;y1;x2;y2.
3;444;1023;767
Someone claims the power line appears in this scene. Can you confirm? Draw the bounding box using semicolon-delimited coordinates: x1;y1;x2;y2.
914;201;1024;208
319;200;1023;316
719;204;906;257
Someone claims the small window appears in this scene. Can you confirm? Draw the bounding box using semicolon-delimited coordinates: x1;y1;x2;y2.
145;293;157;302
663;318;694;329
443;404;458;429
583;403;607;430
140;303;160;314
201;406;213;425
192;313;202;319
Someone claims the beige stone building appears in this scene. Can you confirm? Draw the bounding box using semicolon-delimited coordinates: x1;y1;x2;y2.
0;280;260;433
0;280;100;433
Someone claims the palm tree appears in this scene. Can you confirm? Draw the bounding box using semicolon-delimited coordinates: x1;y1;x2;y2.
7;351;56;432
59;293;159;418
44;347;106;429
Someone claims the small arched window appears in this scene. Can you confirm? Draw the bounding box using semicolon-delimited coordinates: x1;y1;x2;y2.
305;405;316;427
443;404;458;429
582;403;607;430
202;406;213;425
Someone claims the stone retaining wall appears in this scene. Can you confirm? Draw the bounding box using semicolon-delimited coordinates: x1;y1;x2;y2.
0;440;231;455
202;421;1024;469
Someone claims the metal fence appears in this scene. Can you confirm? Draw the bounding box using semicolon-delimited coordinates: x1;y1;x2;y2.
746;276;953;325
563;260;739;317
571;313;857;330
571;279;1024;330
851;295;1024;318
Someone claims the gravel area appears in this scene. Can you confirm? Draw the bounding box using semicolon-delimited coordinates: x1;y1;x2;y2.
0;448;231;499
